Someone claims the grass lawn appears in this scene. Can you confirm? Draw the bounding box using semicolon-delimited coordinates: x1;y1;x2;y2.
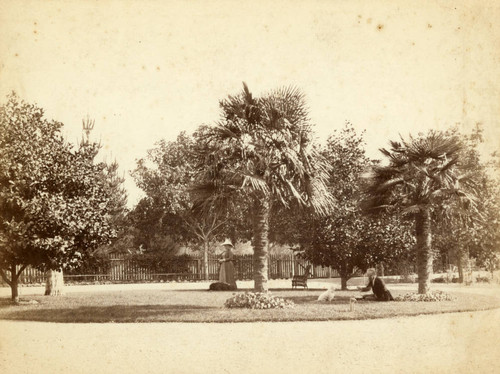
1;286;499;323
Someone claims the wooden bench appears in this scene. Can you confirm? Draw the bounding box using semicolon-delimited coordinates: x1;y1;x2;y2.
292;264;311;289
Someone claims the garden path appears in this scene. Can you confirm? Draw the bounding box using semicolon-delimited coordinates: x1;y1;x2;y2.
1;279;499;374
1;307;498;374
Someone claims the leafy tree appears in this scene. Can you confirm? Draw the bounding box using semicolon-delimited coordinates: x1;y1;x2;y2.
129;235;190;274
101;159;128;225
298;211;414;289
430;125;499;282
434;160;500;280
65;120;129;279
193;83;333;291
0;94;118;300
130;132;231;280
362;130;478;293
471;180;500;275
65;158;128;280
275;124;415;289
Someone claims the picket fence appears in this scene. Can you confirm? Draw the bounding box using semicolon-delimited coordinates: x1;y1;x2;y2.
6;253;338;284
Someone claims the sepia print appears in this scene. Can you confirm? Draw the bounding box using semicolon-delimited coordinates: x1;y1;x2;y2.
1;1;499;373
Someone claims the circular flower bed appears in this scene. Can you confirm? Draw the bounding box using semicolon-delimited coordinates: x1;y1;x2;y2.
224;291;295;309
394;290;456;302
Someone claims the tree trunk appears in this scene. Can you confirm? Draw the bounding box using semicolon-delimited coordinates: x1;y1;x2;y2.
1;263;27;302
338;263;349;290
340;276;348;290
11;278;18;301
45;269;65;296
203;241;210;281
252;198;270;292
456;249;470;284
457;253;464;283
415;209;433;294
10;263;19;302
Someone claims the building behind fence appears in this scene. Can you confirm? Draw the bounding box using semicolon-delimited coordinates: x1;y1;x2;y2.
8;253;339;284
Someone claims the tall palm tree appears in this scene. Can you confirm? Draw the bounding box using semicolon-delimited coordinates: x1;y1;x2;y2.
362;131;477;294
193;83;334;291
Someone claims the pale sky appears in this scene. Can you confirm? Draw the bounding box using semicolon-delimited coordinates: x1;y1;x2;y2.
1;0;499;207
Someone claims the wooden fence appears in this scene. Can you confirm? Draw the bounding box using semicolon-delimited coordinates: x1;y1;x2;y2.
3;253;339;284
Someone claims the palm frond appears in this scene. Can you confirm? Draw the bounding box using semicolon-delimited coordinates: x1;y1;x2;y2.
195;83;334;219
373;177;405;193
241;174;269;195
435;156;459;174
285;180;306;205
305;176;336;216
401;205;421;215
362;129;478;219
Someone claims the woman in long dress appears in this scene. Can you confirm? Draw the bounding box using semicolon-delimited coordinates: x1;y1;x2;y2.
219;239;237;289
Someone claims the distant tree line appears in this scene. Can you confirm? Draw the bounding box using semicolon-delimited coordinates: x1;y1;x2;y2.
1;85;499;300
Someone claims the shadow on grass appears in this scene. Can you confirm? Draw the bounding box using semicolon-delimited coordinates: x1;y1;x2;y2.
268;288;327;292
286;294;369;305
0;298;16;306
174;287;328;292
0;304;216;323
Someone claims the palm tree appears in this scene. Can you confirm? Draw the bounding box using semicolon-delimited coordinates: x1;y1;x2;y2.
362;131;477;294
193;83;334;291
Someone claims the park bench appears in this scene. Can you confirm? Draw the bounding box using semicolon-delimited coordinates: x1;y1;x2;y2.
291;264;311;289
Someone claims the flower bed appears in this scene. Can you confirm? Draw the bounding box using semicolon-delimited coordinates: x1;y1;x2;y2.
224;291;295;309
394;290;455;302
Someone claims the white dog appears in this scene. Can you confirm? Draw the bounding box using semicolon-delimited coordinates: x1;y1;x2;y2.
317;286;336;302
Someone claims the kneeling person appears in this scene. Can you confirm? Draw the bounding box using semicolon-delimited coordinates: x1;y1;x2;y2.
358;268;394;301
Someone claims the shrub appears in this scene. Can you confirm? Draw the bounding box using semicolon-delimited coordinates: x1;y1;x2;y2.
209;282;236;291
446;271;457;283
65;253;111;275
431;277;446;283
224;292;295;309
131;252;191;273
393;260;417;283
493;271;500;284
476;275;491;283
399;273;417;283
394;290;456;302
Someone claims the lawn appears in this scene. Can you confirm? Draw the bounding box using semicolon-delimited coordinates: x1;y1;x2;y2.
1;286;499;323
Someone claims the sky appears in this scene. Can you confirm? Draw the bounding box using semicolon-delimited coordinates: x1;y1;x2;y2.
1;0;499;207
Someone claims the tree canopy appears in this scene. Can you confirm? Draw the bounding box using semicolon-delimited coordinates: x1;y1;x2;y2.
0;94;122;299
192;83;334;291
362;129;479;293
275;123;415;289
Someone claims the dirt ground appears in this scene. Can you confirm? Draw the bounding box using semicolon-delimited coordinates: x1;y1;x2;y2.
1;280;499;374
1;308;499;374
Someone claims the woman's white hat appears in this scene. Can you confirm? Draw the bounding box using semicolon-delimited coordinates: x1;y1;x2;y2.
221;239;233;247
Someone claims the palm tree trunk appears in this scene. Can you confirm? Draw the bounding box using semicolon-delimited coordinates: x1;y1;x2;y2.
415;209;433;294
252;198;270;292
